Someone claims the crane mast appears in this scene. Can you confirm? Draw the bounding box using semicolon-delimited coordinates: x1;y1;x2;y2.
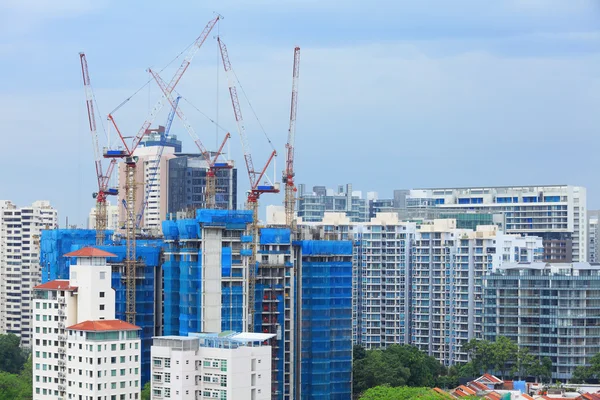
284;47;301;228
104;15;220;325
79;52;117;245
217;36;279;332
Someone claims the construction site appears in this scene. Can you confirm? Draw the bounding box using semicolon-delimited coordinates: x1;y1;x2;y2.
38;15;353;400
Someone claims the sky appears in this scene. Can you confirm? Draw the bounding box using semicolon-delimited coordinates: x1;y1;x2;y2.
1;0;600;226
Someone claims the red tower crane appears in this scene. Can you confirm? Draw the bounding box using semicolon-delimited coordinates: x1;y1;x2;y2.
217;36;279;332
104;15;220;324
79;52;118;245
149;70;233;209
283;47;301;228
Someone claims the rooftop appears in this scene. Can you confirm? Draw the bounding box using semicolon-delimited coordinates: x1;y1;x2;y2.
67;320;140;332
63;247;117;258
34;280;77;291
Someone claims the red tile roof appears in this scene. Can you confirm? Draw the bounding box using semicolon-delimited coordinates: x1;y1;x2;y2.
468;381;491;392
476;373;504;384
432;388;454;398
453;385;477;397
63;247;117;258
485;392;501;400
34;280;77;291
67;320;140;332
521;395;535;400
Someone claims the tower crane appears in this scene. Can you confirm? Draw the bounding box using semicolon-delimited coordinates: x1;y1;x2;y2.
79;52;118;246
217;37;279;332
104;15;220;324
148;70;233;209
136;96;181;230
283;47;301;228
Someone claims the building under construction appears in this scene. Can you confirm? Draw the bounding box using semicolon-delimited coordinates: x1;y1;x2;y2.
39;229;164;385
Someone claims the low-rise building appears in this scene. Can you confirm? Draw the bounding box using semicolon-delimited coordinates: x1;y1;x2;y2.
150;332;274;400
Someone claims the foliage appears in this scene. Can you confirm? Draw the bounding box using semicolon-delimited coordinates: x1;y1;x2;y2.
462;337;551;381
359;386;450;400
353;345;445;395
0;334;27;375
572;353;600;383
141;382;151;400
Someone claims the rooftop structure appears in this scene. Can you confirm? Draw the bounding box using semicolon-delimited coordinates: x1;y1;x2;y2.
296;183;368;222
151;331;274;400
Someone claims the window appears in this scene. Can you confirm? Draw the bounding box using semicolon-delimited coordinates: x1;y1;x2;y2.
120;369;125;376
120;344;125;351
99;304;105;311
111;344;117;351
164;359;170;368
153;358;162;368
99;272;106;280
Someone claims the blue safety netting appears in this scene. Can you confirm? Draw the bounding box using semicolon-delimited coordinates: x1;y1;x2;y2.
298;240;353;400
196;209;253;229
295;240;353;256
260;228;291;245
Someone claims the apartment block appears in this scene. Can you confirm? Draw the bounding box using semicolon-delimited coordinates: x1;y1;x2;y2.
484;262;600;380
297;212;415;349
150;332;274;400
411;219;543;365
296;184;368;222
294;240;353;400
255;228;295;399
589;211;600;263
32;247;141;399
407;185;587;262
87;202;120;231
0;200;57;347
161;210;254;336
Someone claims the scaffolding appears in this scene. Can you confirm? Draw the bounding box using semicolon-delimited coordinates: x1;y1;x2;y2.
295;240;353;400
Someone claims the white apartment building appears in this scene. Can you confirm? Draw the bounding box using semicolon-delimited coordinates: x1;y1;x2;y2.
295;212;543;361
33;247;141;400
150;332;274;400
411;219;543;366
118;145;177;236
589;212;600;263
88;202;120;231
0;200;57;347
407;185;587;262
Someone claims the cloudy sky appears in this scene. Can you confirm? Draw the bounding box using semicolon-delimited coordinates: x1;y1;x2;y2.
1;0;599;225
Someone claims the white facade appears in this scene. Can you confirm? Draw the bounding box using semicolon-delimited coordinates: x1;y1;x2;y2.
589;212;599;263
32;248;141;400
0;200;57;347
408;185;587;262
151;333;274;400
411;219;543;366
298;213;544;363
88;202;120;231
66;321;141;400
118;146;176;236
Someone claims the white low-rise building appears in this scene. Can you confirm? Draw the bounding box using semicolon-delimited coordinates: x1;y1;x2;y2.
33;247;141;400
151;332;274;400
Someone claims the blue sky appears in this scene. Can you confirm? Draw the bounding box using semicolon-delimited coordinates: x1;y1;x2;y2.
1;0;600;225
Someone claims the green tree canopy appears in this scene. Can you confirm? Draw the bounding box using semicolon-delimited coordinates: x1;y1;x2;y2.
359;386;450;400
141;382;151;400
0;334;27;374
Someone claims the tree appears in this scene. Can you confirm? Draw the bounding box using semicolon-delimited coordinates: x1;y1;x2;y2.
359;386;450;400
141;382;151;400
511;347;535;380
19;355;32;400
463;339;494;375
491;336;518;379
0;371;28;399
0;334;27;374
354;345;367;362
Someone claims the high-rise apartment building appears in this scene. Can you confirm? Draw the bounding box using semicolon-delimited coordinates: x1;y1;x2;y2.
296;184;368;222
484;262;600;380
407;185;587;262
150;332;274;400
0;200;57;347
168;155;237;214
294;240;353;400
297;212;416;349
32;247;141;399
87;201;120;231
589;211;600;263
411;219;543;366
